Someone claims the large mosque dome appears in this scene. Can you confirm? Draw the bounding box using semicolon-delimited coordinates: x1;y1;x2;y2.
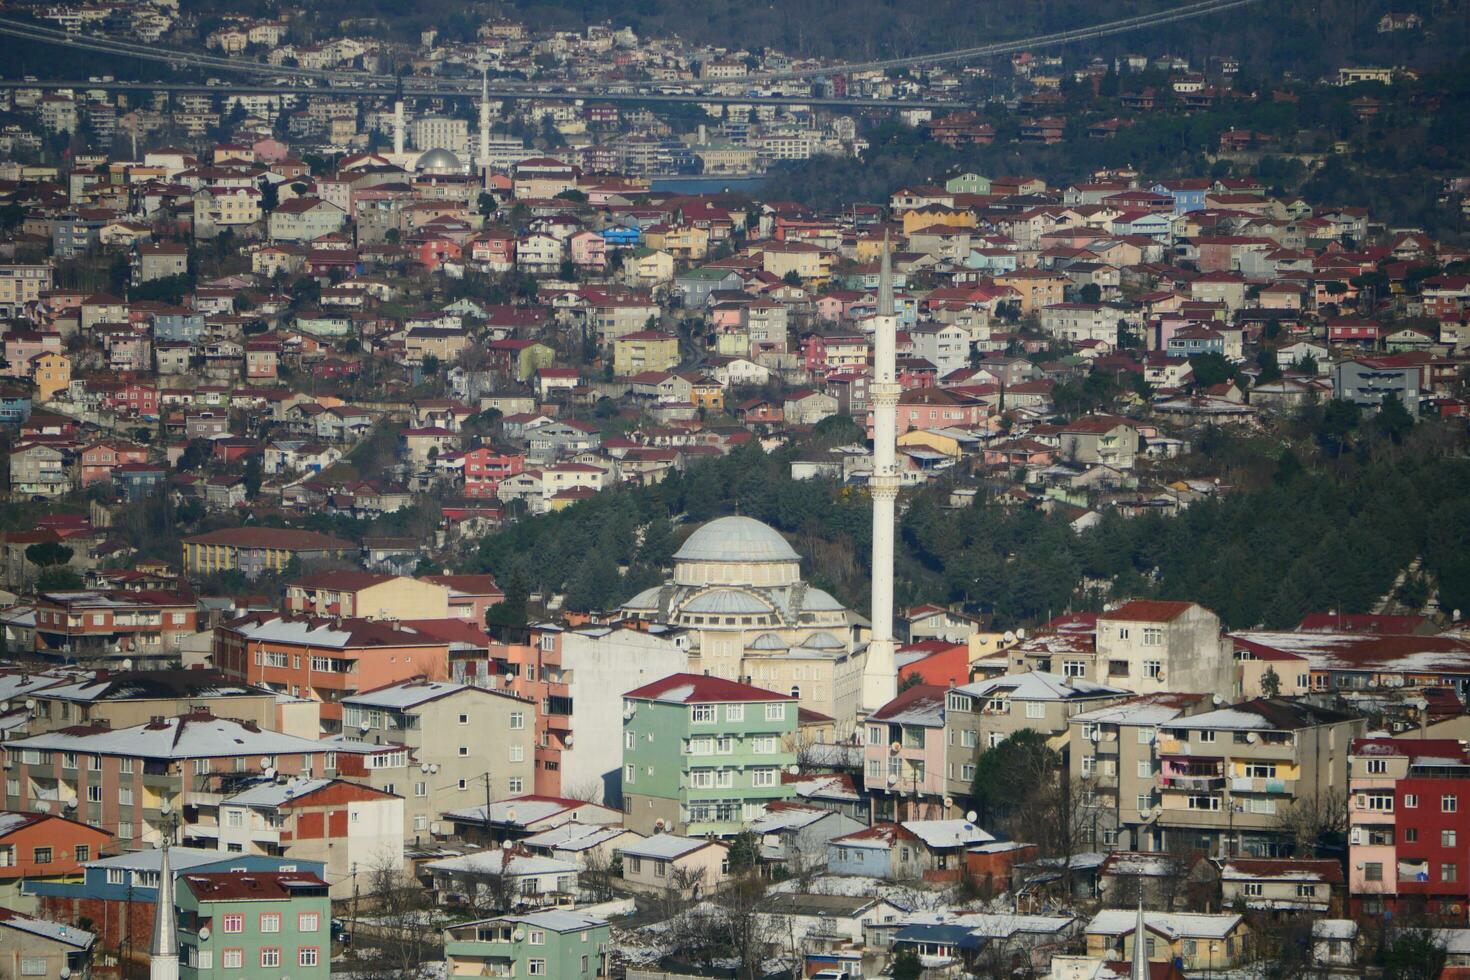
673;516;801;564
416;147;462;173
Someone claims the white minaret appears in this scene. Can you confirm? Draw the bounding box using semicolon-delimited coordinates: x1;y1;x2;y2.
861;236;900;715
1131;894;1149;980
478;66;491;173
393;99;406;159
149;828;179;980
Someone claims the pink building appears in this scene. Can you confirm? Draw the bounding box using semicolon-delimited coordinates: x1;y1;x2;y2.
570;230;607;270
863;684;951;823
2;330;61;378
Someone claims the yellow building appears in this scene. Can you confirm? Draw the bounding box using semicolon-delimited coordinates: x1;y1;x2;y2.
758;242;830;281
613;330;680;376
29;351;71;402
995;269;1072;314
181;528;355;578
1085;911;1251;972
897;428;964;459
645;224;710;261
285;571;450;620
900;204;977;236
690;376;725;412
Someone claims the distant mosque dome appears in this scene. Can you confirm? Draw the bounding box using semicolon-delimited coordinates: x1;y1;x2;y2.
416;147;462;174
673;516;801;565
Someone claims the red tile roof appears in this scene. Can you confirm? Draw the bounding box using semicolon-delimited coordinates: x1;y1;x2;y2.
623;672;794;704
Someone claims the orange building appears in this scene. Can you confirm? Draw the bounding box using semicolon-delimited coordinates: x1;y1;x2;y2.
213;614;451;733
0;811;115;911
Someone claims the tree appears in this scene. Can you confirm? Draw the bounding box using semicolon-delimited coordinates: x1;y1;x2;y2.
346;856;438;980
898;671;924;692
970;729;1059;826
243;454;263;499
37;566;84;590
782;270;802;286
1317;399;1362;457
176;438;214;472
1189;352;1235;388
1373;393;1415;445
1273;787;1348;857
1380;928;1447;980
477;192;498;217
1078;282;1102;304
25;540;74;568
1294;353;1319;375
421;353;441;378
1260;666;1282;697
727;830;760;874
891;946;924;980
1255;348;1282;384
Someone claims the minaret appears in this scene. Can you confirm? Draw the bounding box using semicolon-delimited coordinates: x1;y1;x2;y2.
478;66;491;174
150;826;179;980
860;236;901;715
393;99;406;159
1131;894;1149;980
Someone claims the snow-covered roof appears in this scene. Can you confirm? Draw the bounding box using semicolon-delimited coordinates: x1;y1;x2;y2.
1086;910;1242;940
956;671;1128;702
0;909;95;949
747;804;833;834
1312;920;1358;940
901;819;995;849
223;777;335;809
519;823;633;852
1071;693;1210;726
425;850;578;877
342;679;470;708
7;714;329;760
618;833;721;860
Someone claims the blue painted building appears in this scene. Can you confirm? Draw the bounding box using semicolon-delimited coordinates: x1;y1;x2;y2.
600;225;643;247
153;311;208;343
27;848;323;906
1151;180;1210;215
0;389;32;427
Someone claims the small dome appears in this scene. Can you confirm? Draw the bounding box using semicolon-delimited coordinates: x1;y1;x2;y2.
680;589;772;615
801;631;845;650
749;632;789;651
801;587;845;611
673;516;800;565
622;586;662;610
416;147;462;172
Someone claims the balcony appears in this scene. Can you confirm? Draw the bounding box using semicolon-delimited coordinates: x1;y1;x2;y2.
1230;777;1295;795
1161;774;1226;791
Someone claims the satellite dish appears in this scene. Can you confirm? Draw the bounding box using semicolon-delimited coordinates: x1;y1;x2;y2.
786;763;800;775
965;810;978;823
1016;628;1027;640
501;840;514;850
505;809;518;822
60;969;71;980
421;763;431;773
1003;631;1016;644
943;796;954;809
886;774;898;786
512;928;526;941
261;759;273;771
1245;732;1258;743
623;706;635;720
121;659;133;670
889;741;902;755
160;802;171;815
198;926;210;941
151;838;161;850
430;764;440;774
565;734;574;747
264;767;276;779
654;818;666;831
24;699;35;710
35;801;49;813
430;822;442;835
1212;694;1223;706
1090;729;1101;742
360;720;371;731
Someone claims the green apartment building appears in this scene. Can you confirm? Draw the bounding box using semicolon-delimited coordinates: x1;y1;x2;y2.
176;870;332;980
622;673;796;836
444;910;609;978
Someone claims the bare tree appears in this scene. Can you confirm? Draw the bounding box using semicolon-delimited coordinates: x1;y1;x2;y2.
348;854;439;980
1273;787;1348;857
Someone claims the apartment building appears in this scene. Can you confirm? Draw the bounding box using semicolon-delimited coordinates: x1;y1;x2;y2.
213;614;453;733
862;684;948;823
340;680;535;840
0;264;54;317
283;571;450;620
181;528;354;578
444;911;609;980
486;624;687;803
177;871;332;980
1014;600;1235;696
942;673;1129;806
213;778;403;899
1066;693;1213;851
1;711;335;851
1348;737;1470;919
621;674;796;836
25;669;283;736
1154;698;1365;857
32;590;198;667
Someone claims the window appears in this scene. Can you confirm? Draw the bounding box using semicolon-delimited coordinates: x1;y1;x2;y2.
582;954;591;974
509;777;524;794
1364;862;1384;882
1244;883;1263;897
529;960;548;976
1297;884;1317;898
628;857;641;874
692;705;717;724
987;732;1004;749
1187;795;1221;811
1406;828;1419;843
223;914;244;934
260;948;281;968
753;736;777;754
1138;728;1154;744
458;713;469;725
63;752;77;769
458;746;470;757
1081;756;1096;776
1244;763;1277;779
1143;660;1163;680
1142;627;1163;646
752;768;778;787
87;785;102;803
1197;730;1216;743
1367;759;1387;774
1405;794;1418;808
624;764;635;785
226;809;243;829
1062;660;1087;678
32;847;52;865
765;703;785;721
260;913;281;933
529;930;546;945
75;845;89;862
299;947;320;967
1137;761;1153;778
458;779;468;791
120;757;134;774
119;786;133;806
1444;795;1460;813
655;860;668;878
222;950;243;970
1444;863;1459;883
625;732;636;750
726;705;745;722
1026;702;1047;719
509;712;525;730
1445;830;1459;849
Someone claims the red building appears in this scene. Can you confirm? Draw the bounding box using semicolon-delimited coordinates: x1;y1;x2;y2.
462;447;526;498
0;811;115;898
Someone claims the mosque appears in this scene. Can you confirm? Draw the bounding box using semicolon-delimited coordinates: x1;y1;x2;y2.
621;516;869;723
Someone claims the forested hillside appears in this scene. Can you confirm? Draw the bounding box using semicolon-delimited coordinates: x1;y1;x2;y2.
469;416;1470;631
